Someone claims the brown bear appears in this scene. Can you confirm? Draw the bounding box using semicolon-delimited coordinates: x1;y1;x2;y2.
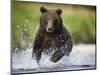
32;7;73;64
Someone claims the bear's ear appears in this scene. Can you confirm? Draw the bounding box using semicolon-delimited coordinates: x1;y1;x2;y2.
40;6;47;13
56;9;62;15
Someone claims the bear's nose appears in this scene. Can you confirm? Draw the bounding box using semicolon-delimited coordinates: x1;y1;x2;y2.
47;28;53;32
48;28;52;31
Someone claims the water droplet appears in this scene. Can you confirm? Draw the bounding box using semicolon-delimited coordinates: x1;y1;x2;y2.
24;28;27;31
17;25;19;28
60;34;61;37
26;20;29;23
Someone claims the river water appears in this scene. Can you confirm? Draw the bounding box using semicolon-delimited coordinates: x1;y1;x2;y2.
11;44;96;74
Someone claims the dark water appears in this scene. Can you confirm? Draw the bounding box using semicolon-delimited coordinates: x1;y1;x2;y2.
11;44;96;74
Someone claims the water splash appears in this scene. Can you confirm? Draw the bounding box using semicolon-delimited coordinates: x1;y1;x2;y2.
12;44;95;73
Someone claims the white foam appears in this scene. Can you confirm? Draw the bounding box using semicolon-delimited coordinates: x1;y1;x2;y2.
12;44;95;70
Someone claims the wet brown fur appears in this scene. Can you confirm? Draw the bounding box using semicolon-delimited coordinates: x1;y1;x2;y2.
32;7;73;63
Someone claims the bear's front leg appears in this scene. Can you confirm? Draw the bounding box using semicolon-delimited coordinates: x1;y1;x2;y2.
32;31;44;65
50;34;73;63
50;49;65;62
32;48;42;65
35;49;42;65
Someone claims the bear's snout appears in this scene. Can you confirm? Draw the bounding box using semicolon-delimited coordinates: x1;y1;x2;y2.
46;20;54;33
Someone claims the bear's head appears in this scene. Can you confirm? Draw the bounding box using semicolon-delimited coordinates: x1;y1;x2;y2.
39;7;63;34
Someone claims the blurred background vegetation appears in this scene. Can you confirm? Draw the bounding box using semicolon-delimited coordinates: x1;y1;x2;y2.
12;1;96;49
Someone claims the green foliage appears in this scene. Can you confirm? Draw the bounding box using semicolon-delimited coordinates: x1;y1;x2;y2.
12;1;96;48
62;12;96;44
